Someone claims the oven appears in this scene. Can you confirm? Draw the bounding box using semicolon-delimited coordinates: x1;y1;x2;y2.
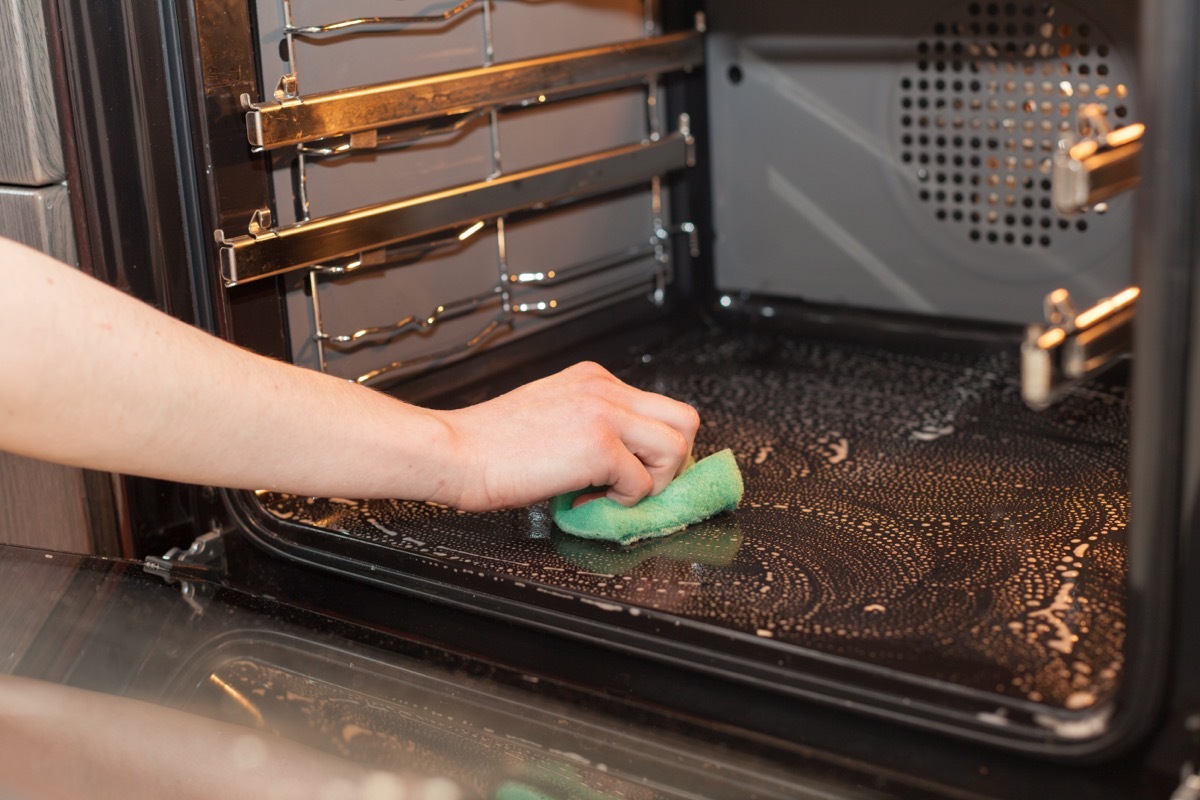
27;0;1200;791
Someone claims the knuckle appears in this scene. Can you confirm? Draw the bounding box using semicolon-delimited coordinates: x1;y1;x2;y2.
681;403;701;436
574;361;619;393
570;361;609;380
615;471;653;505
669;429;690;460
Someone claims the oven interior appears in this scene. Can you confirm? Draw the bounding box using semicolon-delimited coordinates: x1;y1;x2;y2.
201;0;1148;755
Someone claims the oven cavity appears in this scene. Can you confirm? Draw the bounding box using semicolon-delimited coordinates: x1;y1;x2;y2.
258;327;1129;717
200;0;1143;749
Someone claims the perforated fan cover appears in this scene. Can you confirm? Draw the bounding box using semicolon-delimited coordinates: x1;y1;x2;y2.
897;2;1135;250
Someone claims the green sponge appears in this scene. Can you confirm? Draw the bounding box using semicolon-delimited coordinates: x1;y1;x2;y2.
549;449;744;545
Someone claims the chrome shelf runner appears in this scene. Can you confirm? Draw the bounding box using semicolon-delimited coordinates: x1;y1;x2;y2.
245;30;703;151
218;127;693;286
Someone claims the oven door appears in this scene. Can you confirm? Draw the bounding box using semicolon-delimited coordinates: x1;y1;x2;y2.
7;540;1188;797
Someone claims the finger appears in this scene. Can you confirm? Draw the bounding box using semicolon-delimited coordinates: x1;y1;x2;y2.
621;386;700;439
612;392;699;476
572;363;699;442
614;413;691;497
603;446;656;506
571;489;607;508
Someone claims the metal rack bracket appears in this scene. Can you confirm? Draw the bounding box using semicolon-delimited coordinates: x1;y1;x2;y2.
1021;286;1139;410
216;127;694;286
245;31;703;151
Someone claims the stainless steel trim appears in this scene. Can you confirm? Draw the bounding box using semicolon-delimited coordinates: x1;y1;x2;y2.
217;130;692;286
245;31;704;151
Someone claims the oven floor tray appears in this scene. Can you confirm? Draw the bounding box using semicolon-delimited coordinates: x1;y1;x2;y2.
253;323;1128;719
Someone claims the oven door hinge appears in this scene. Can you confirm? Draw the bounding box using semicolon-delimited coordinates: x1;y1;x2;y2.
1021;286;1138;410
143;529;227;584
143;530;227;616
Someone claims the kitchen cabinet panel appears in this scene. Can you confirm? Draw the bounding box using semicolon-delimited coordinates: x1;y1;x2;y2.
0;183;76;265
0;0;65;186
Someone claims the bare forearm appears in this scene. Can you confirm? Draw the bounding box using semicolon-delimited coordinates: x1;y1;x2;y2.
0;238;459;501
1;237;698;511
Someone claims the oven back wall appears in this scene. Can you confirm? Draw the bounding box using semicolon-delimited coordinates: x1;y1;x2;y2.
705;0;1138;323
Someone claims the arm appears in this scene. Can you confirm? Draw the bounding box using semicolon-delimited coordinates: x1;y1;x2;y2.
0;237;697;510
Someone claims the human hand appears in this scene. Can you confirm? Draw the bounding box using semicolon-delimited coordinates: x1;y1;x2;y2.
438;362;699;512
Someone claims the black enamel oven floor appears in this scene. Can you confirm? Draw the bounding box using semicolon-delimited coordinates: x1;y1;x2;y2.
261;327;1128;712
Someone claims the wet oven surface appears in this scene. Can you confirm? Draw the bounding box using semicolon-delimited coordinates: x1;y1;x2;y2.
260;325;1129;712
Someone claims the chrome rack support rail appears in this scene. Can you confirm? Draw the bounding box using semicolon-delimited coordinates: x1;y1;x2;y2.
217;125;694;286
319;241;661;351
351;272;661;387
1052;104;1145;215
509;242;660;286
510;273;659;317
244;31;703;151
351;316;510;386
1030;103;1143;409
286;0;479;36
1021;286;1139;410
323;286;504;351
